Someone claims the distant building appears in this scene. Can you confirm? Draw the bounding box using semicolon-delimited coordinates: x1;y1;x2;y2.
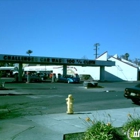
23;51;139;82
96;52;139;81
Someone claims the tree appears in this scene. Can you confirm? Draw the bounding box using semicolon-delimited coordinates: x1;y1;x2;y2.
26;50;33;56
133;58;140;66
120;53;130;60
125;53;129;60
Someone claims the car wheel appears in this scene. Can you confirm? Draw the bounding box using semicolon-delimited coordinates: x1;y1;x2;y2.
131;99;139;104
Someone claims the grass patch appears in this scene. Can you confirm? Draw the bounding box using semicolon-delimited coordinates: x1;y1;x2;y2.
0;104;22;119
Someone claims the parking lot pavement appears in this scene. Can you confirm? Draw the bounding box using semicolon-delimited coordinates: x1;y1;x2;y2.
1;80;136;93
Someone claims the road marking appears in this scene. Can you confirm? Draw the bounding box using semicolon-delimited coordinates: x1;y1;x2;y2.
46;95;64;98
26;96;41;99
26;95;64;99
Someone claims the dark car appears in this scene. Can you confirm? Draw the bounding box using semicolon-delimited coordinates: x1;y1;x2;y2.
124;83;140;104
22;74;42;83
83;80;98;87
57;75;80;83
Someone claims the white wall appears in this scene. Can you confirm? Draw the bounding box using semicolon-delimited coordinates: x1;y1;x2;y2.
73;66;100;80
105;57;138;81
96;52;108;61
24;66;56;71
52;66;100;80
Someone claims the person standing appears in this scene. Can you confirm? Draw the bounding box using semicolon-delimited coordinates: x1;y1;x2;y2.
52;73;56;83
26;71;30;83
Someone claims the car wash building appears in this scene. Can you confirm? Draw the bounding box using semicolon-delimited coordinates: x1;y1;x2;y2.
37;51;138;82
0;54;115;82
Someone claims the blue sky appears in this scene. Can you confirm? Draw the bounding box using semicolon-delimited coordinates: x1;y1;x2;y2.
0;0;139;60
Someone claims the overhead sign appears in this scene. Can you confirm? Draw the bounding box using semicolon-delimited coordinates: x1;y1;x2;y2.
0;54;115;66
0;54;95;64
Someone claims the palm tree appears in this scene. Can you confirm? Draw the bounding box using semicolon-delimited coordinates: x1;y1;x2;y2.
26;50;33;56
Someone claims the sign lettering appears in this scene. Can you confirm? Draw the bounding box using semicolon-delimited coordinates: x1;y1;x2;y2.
1;55;97;66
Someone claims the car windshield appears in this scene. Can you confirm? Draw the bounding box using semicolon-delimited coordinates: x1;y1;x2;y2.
135;83;140;88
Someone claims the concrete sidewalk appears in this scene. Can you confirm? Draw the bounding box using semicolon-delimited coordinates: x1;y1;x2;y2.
0;107;140;140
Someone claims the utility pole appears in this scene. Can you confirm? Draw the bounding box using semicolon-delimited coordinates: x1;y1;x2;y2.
94;43;100;59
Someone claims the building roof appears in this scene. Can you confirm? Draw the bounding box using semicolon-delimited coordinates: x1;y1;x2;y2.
97;52;138;69
109;56;138;69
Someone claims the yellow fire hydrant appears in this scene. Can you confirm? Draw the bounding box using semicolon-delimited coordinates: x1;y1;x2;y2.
66;94;74;114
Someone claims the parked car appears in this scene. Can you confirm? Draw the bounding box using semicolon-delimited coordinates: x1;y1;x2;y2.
57;75;80;83
83;80;98;87
39;73;47;81
22;74;42;83
124;83;140;104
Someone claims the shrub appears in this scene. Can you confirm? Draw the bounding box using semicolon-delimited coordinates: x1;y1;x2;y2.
83;120;125;140
65;112;140;140
122;113;140;140
79;113;126;140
